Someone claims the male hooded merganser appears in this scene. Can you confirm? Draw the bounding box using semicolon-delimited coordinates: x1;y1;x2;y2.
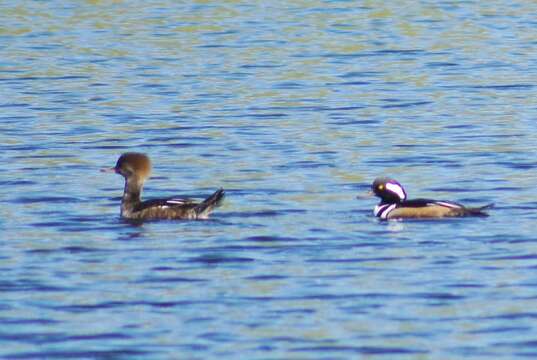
370;177;493;220
102;153;224;220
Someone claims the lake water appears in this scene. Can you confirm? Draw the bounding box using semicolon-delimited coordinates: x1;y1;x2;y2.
2;1;537;358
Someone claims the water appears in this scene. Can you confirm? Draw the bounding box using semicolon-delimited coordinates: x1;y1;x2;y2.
1;1;537;358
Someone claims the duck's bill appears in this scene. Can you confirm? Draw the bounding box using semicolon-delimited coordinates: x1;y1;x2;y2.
356;190;374;199
100;167;117;173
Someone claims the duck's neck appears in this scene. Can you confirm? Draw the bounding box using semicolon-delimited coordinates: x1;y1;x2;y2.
121;177;143;217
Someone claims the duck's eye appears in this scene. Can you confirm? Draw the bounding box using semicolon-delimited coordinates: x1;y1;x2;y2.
120;166;133;176
378;184;384;190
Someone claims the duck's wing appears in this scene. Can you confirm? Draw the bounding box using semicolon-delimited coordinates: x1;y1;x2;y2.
401;198;464;208
387;199;491;219
133;191;225;220
387;203;461;219
135;197;197;212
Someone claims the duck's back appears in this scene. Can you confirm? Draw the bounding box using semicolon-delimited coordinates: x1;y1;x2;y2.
126;188;225;220
132;198;198;220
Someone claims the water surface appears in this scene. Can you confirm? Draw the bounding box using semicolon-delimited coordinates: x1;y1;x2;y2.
2;1;537;359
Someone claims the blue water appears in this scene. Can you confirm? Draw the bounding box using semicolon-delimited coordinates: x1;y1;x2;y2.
2;1;537;358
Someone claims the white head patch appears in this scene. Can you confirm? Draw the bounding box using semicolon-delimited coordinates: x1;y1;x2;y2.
386;182;407;201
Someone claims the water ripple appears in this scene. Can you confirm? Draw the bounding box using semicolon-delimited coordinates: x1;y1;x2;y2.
1;1;537;359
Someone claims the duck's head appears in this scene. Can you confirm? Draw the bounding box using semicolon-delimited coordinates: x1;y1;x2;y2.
102;153;152;182
371;177;407;203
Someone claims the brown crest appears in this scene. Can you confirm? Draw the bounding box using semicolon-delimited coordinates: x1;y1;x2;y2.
115;152;152;180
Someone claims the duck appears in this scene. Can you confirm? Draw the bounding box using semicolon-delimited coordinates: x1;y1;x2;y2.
369;177;493;220
102;152;224;220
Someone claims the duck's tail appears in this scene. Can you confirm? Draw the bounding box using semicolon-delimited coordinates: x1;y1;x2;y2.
463;203;494;217
194;188;225;219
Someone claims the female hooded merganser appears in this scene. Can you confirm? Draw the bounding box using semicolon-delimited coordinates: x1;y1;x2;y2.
102;153;224;220
370;177;493;220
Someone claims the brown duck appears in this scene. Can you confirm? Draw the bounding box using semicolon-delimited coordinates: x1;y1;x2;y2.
102;153;224;220
370;177;493;220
